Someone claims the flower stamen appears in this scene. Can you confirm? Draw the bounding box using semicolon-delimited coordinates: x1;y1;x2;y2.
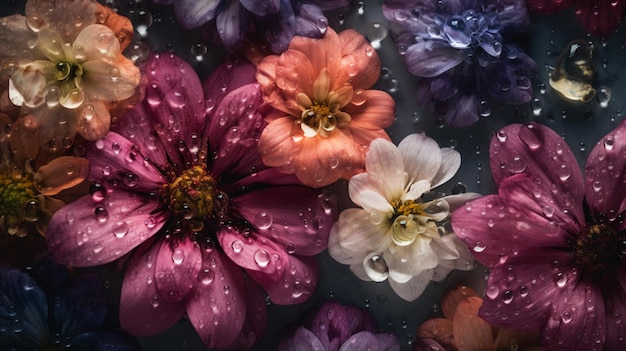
164;166;215;227
571;223;626;273
0;169;39;236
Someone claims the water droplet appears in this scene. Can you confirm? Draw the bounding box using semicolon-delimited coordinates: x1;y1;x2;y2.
254;249;271;268
151;295;160;307
363;253;388;282
94;205;108;223
532;97;543;116
352;89;367;106
473;241;486;252
172;249;185;265
231;240;244;253
123;172;138;187
113;221;129;238
133;9;153;37
366;22;387;49
506;155;526;173
254;212;273;230
597;86;611;107
554;271;568;287
519;124;543;150
199;268;214;285
501;289;514;304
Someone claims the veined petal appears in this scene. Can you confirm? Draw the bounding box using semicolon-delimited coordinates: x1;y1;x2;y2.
81;58;140;102
338;331;399;351
9;63;49;108
404;40;465;78
332;208;392;262
218;228;288;278
279;327;326;351
216;0;249;53
343;89;395;130
262;0;296;53
226;279;267;349
338;29;382;89
26;0;98;42
431;147;460;188
349;172;400;208
452;296;494;351
388;269;433;301
173;0;220;29
398;133;442;184
73;24;120;63
154;235;202;303
120;239;185;336
33;156;89;195
286;27;343;81
362;138;406;199
186;248;247;349
248;255;318;305
385;236;438;283
46;192;165;266
240;0;279;16
258;116;300;169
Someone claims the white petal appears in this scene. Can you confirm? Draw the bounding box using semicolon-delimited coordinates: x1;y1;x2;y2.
388;270;433;301
398;133;442;183
385;236;437;283
334;208;392;260
328;222;360;265
73;24;120;63
349;172;396;208
431;147;461;188
365;138;406;199
403;179;431;201
355;190;394;214
440;192;482;210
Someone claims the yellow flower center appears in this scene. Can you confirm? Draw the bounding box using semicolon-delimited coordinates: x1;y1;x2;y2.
54;59;85;109
164;166;215;230
390;199;426;246
301;102;338;135
0;169;41;236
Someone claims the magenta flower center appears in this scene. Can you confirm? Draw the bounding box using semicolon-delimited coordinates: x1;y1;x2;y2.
164;165;215;228
571;223;626;273
0;170;41;235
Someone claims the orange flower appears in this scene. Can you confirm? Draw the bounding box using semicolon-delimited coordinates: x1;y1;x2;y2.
255;28;394;187
413;286;544;351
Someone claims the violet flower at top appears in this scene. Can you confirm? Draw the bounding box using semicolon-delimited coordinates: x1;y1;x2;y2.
383;0;537;127
526;0;625;37
0;257;140;350
45;53;337;350
279;301;400;351
0;0;141;146
151;0;349;53
451;121;626;350
255;27;395;188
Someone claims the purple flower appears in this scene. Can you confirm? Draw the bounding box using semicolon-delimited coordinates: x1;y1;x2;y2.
451;121;626;350
278;301;400;351
383;0;537;127
151;0;349;53
0;257;140;350
45;53;337;349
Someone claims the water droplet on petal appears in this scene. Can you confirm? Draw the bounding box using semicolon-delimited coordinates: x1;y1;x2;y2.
113;221;129;238
254;249;271;268
254;212;273;230
172;249;185;265
363;253;388;282
231;240;244;253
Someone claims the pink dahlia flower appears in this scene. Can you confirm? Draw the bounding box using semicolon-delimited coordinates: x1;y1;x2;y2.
527;0;625;37
255;27;395;188
452;122;626;350
46;53;337;349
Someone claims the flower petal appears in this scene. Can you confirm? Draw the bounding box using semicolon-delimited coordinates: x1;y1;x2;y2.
33;156;88;196
154;235;202;303
431;147;461;188
338;29;381;89
258;116;300;169
385;236;438;283
119;239;185;336
452;296;494;351
218;227;288;278
262;0;296;53
173;0;220;29
362;138;406;199
331;208;392;262
248;255;318;305
216;0;249;52
279;327;326;351
232;186;336;256
185;248;247;349
574;0;625;37
404;40;466;78
46;192;165;266
240;0;279;16
349;175;396;213
344;89;395;130
287;27;343;82
388;269;433;301
339;331;400;351
73;24;120;63
225;278;267;349
26;0;98;42
585;118;626;216
398;133;442;184
81;58;140;102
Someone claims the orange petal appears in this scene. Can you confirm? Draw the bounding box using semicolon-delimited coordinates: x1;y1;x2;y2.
452;296;495;351
344;89;395;130
275;48;316;107
338;29;381;90
9;115;40;165
287;27;343;80
33;156;89;196
417;318;457;350
95;2;134;50
442;286;480;320
76;100;111;140
258;116;299;170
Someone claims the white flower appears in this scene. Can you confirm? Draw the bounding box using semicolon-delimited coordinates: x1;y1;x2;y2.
328;134;479;301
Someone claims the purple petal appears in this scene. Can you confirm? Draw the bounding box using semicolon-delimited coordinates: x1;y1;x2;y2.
203;57;258;109
240;0;279;16
173;0;220;29
309;301;377;351
489;123;585;215
307;0;350;11
443;94;479;128
261;0;296;53
279;327;326;351
139;53;206;168
339;331;400;351
293;3;327;38
185;248;247;349
493;0;530;32
482;49;536;105
585;118;626;216
404;40;466;78
87;131;167;193
154;235;202;303
216;0;249;52
451;183;571;268
248;255;318;305
232;186;336;256
46;192;165;266
478;248;577;332
604;281;626;350
120;238;185;336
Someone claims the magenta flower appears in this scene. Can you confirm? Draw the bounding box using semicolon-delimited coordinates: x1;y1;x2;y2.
451;121;626;350
526;0;625;37
278;301;400;351
45;53;337;349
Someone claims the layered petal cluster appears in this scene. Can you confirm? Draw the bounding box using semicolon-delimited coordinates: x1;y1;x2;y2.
0;113;88;238
329;134;477;301
46;53;337;349
0;257;140;350
527;0;625;37
279;301;400;351
452;122;626;350
383;0;537;127
256;27;395;187
151;0;349;53
0;0;141;146
413;286;544;351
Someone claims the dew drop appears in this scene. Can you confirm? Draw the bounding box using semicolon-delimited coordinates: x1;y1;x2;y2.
199;268;215;285
519;124;543;150
112;221;129;238
254;212;273;230
172;249;185;265
363;253;388;282
94;205;108;223
553;271;568;288
254;249;271;268
473;241;486;252
231;240;244;253
597;86;611;108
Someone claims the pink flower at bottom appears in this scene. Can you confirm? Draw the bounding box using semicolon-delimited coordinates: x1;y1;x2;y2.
46;53;337;349
526;0;625;37
451;122;626;350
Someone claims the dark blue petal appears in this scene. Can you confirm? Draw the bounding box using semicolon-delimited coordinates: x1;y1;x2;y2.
52;274;107;339
240;0;280;16
0;267;48;347
443;95;480;128
292;2;327;38
216;0;249;52
482;47;536;105
260;0;296;53
69;331;141;351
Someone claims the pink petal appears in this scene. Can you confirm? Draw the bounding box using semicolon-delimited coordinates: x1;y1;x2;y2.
25;0;98;42
339;331;398;351
256;55;295;116
46;192;165;266
185;248;247;349
273;48;316;108
286;27;342;84
140;53;206;167
218;227;289;277
154;235;202;303
603;283;626;350
574;0;625;37
205;83;267;179
451;183;571;269
585;118;626;217
120;238;185;336
478;248;578;333
86;131;167;193
225;278;267;349
232;186;336;256
248;254;318;305
203;57;257;111
526;0;572;14
489;124;585;210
